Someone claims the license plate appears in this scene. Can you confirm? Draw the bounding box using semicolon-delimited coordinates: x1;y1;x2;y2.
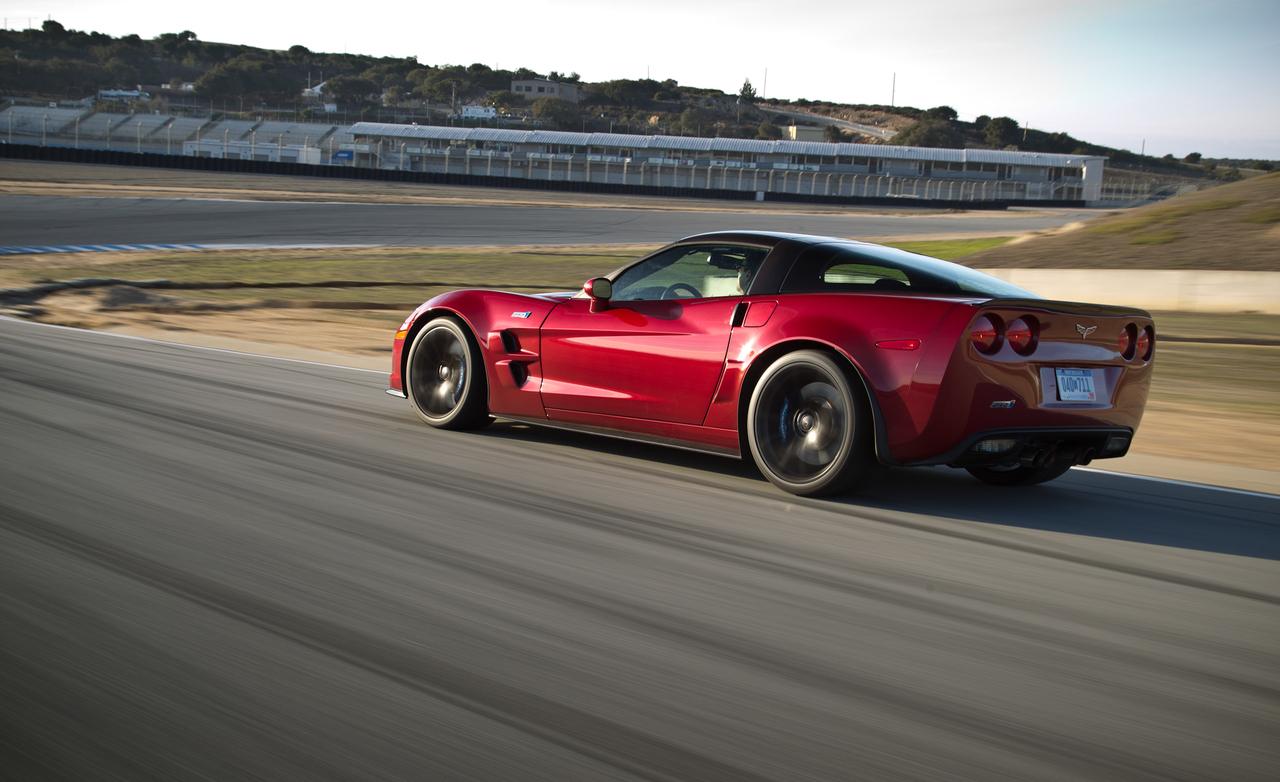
1055;368;1097;402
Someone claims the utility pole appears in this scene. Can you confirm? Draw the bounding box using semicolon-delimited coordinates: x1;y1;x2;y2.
763;68;768;100
891;72;896;107
1140;138;1146;156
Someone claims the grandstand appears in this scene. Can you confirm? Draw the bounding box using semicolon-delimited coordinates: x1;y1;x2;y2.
324;126;355;151
130;114;179;139
249;122;337;147
200;119;259;142
76;113;135;139
351;122;1106;202
249;121;293;144
286;123;337;146
163;116;213;141
0;106;89;136
3;108;1107;203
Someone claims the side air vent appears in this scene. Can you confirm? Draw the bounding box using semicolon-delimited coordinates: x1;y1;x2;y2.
500;330;521;354
510;362;529;387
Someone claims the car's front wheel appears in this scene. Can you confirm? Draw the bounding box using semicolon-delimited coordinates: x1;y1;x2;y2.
405;316;490;430
746;350;876;496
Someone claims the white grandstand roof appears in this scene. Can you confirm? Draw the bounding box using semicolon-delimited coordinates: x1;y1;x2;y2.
350;122;1104;166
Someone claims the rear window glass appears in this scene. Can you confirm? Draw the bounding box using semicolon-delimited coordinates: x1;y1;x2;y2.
822;263;910;288
783;242;1038;298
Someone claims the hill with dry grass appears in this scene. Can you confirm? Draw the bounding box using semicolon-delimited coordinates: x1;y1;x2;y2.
968;173;1280;270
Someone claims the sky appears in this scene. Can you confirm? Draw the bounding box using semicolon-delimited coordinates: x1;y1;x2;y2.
4;0;1278;158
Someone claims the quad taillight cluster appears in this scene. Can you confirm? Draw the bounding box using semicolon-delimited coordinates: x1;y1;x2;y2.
971;314;1154;361
970;314;1039;356
1118;323;1155;362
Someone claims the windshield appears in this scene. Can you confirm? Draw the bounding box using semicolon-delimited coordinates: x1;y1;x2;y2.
782;242;1039;299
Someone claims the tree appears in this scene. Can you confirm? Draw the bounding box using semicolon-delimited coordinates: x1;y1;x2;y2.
893;119;963;148
984;116;1019;147
756;121;782;140
288;45;311;58
925;105;957;121
974;114;991;129
678;107;712;135
41;19;66;36
738;78;758;104
588;78;659;108
1183;152;1202;163
531;97;580;128
325;75;380;107
487;89;525;110
824;125;843;142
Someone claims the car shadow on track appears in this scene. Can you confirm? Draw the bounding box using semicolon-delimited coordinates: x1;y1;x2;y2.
848;466;1280;561
477;421;1280;561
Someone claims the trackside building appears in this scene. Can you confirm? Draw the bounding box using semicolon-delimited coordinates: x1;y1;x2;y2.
349;122;1106;203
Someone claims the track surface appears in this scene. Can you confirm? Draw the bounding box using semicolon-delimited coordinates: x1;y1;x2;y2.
0;194;1094;247
2;317;1278;781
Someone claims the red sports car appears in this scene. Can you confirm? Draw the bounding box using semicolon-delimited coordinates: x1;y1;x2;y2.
387;231;1154;495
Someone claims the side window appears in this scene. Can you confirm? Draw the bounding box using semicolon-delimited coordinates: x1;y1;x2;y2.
782;244;961;294
611;245;768;301
821;262;910;290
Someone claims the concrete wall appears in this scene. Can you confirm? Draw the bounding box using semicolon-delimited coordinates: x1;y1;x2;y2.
1081;158;1104;202
978;269;1280;314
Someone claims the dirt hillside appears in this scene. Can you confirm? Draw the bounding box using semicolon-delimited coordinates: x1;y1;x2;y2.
969;172;1280;270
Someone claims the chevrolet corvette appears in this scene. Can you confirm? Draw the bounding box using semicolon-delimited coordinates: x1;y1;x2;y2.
386;231;1154;495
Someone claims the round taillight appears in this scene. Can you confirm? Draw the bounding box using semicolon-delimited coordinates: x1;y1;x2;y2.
1119;324;1138;360
970;314;1003;355
1137;325;1154;361
1006;316;1038;355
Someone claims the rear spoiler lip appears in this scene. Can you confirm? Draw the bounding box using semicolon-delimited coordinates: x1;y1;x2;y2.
975;297;1152;319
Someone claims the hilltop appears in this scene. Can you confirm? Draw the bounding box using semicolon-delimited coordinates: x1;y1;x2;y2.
966;172;1280;271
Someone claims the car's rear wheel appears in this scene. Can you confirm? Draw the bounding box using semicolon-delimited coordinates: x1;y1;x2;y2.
746;350;875;496
965;459;1073;486
405;317;490;430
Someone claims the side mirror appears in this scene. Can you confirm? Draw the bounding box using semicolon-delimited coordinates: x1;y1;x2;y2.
584;277;612;310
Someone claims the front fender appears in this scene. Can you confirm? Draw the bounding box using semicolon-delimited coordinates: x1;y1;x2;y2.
391;290;562;418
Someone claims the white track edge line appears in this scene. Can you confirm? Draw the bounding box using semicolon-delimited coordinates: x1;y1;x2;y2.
1071;466;1278;500
1;316;386;375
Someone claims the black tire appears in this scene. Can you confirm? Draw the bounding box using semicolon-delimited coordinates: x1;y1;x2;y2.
746;350;876;496
965;459;1073;486
404;316;490;430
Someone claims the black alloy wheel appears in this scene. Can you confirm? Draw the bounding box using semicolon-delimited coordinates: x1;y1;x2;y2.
405;317;490;430
747;350;875;496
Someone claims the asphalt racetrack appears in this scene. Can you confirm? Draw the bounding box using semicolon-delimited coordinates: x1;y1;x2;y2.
2;316;1278;780
0;194;1096;247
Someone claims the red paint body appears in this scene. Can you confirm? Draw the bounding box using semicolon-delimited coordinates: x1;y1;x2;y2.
389;232;1153;465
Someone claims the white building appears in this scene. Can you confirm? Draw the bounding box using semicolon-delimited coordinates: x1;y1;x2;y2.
510;78;581;104
349;122;1106;203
